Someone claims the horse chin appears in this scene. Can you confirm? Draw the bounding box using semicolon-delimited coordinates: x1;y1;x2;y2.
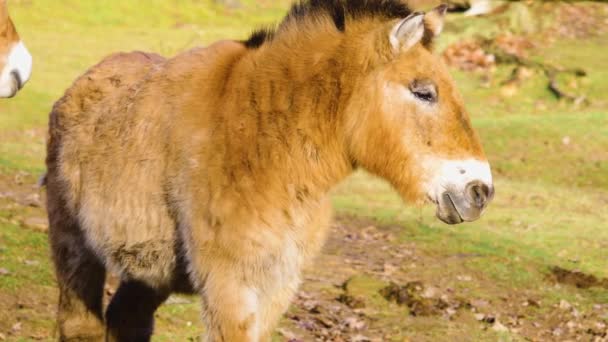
435;192;464;225
0;83;18;98
0;72;20;98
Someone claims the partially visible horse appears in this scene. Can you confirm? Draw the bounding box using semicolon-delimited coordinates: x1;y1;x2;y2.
46;1;494;340
0;0;31;98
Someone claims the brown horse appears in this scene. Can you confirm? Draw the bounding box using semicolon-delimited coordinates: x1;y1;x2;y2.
0;0;31;98
46;1;493;340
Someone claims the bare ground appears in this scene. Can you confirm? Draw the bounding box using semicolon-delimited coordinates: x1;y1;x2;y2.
0;175;607;341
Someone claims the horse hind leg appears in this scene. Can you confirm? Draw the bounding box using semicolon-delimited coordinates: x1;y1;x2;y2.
105;280;169;342
47;184;106;341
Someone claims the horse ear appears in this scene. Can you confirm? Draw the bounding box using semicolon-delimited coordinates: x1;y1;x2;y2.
389;12;425;53
422;4;448;46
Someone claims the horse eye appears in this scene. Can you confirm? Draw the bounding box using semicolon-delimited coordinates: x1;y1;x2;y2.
413;89;436;102
409;80;437;103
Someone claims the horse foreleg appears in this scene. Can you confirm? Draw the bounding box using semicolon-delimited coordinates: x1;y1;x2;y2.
198;255;302;342
105;280;169;342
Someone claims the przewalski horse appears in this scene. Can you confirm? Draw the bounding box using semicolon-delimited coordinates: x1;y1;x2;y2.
0;0;31;98
46;1;493;340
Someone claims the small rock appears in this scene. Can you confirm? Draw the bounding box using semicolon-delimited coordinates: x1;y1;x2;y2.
474;313;485;321
0;268;9;276
562;136;571;146
24;260;39;266
11;322;22;332
0;332;5;340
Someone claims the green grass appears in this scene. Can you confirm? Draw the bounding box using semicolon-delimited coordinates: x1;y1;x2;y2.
0;221;53;291
0;0;607;340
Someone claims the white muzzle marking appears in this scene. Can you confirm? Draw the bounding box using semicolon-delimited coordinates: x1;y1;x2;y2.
423;158;493;222
0;41;32;98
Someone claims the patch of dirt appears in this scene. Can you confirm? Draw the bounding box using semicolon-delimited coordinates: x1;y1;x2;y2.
379;281;450;317
277;216;608;341
550;266;608;290
0;172;48;233
0;286;56;341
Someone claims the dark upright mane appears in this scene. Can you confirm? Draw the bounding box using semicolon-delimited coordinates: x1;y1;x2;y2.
244;0;412;49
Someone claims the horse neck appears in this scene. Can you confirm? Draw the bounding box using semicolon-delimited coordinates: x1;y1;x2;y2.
220;34;364;197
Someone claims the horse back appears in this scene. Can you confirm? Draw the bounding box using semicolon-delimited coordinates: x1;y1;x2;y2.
45;43;247;287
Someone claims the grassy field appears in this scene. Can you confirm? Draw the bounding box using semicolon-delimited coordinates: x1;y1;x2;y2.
0;1;607;341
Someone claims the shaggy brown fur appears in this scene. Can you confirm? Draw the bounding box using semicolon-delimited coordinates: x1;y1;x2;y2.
46;1;488;341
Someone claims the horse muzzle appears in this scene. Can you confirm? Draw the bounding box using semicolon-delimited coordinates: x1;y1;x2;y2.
436;180;494;225
423;158;494;225
0;41;32;98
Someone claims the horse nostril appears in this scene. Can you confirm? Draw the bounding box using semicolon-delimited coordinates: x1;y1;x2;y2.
466;181;491;209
